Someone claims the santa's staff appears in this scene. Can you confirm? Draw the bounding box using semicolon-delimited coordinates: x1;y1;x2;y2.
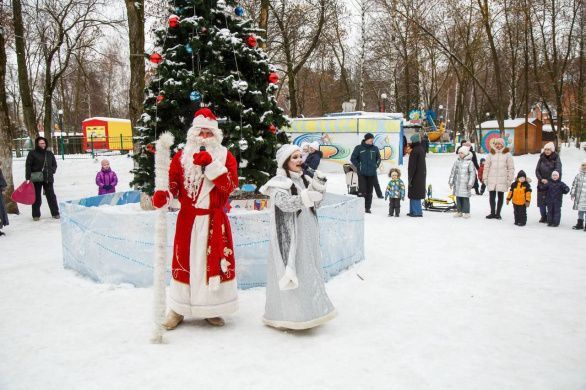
151;132;174;344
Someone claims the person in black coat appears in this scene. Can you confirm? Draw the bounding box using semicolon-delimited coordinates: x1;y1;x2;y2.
535;142;562;223
0;165;8;236
25;137;60;220
350;133;381;213
407;133;427;217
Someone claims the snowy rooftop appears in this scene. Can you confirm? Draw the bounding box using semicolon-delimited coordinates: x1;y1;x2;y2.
297;111;404;120
476;118;538;129
83;117;131;123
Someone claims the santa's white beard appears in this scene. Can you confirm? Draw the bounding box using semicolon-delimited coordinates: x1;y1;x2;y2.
181;128;222;199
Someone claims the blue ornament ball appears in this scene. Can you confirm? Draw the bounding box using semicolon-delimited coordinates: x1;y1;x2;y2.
235;6;245;16
190;91;202;102
185;44;193;54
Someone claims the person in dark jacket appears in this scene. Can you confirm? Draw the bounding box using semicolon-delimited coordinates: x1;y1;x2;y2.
538;170;569;227
407;133;427;217
303;141;323;173
350;133;381;213
535;142;562;223
0;165;8;236
25;137;60;221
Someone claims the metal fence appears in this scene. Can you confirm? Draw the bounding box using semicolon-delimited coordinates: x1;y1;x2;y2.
12;135;134;160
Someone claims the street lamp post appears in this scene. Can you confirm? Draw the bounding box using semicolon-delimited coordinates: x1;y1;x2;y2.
57;109;64;158
380;93;388;113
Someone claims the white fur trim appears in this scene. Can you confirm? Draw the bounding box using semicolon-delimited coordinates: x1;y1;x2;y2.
168;293;238;318
300;189;314;208
221;258;230;274
259;175;293;194
278;266;299;290
307;176;326;193
192;115;219;130
204;159;228;181
209;276;221;291
263;309;337;330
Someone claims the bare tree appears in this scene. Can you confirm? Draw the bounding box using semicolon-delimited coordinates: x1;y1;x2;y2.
0;0;19;214
269;0;328;117
12;0;38;140
125;0;145;152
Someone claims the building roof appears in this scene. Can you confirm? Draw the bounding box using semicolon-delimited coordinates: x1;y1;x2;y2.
323;111;404;120
476;118;537;129
83;117;131;123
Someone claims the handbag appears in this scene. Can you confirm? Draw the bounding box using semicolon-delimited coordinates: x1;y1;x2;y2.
30;153;47;183
12;181;36;205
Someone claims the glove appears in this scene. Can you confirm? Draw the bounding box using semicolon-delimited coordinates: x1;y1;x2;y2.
103;185;113;190
152;190;170;208
525;202;530;207
193;151;213;167
301;189;323;207
307;190;323;203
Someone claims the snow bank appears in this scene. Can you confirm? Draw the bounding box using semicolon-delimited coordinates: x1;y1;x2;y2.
60;191;364;289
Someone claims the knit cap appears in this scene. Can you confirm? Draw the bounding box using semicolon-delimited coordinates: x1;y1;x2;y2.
410;133;421;143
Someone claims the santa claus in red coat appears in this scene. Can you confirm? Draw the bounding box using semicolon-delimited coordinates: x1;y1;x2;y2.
152;108;238;329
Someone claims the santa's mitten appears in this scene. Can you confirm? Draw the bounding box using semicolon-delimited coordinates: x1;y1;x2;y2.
300;190;323;207
193;151;212;167
152;190;170;208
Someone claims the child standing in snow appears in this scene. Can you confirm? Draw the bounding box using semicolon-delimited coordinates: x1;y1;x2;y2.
96;159;118;195
385;168;405;217
506;170;532;226
538;170;570;227
570;159;586;231
478;158;486;195
448;145;476;218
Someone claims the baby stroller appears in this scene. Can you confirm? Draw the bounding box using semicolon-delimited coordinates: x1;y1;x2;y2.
343;163;359;195
422;184;457;212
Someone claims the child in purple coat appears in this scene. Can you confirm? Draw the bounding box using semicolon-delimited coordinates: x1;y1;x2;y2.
96;159;118;195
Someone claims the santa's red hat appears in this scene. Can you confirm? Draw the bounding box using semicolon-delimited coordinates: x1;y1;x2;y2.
190;107;223;143
192;108;219;130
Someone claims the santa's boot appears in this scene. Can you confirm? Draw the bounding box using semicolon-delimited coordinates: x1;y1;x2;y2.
162;310;184;330
205;317;225;327
572;219;584;230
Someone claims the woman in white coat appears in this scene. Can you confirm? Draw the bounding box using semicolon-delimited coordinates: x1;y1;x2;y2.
482;138;515;219
260;144;336;330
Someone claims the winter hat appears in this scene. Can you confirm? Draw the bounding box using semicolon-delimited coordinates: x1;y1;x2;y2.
458;145;470;156
190;107;223;143
364;133;375;141
543;142;555;152
276;144;301;168
480;158;486;163
410;133;421;143
516;170;527;179
551;170;560;179
309;141;320;151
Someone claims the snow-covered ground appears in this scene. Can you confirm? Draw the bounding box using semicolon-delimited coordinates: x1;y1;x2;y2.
1;148;586;390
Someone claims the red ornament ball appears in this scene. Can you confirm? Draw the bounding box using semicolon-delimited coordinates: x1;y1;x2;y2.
146;144;156;154
247;36;257;47
168;15;179;28
200;27;208;35
149;53;163;64
268;72;279;84
269;124;277;134
156;94;164;104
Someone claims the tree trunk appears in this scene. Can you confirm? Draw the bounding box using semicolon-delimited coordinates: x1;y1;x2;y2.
0;16;20;214
288;69;298;117
259;0;270;49
42;61;54;149
12;0;38;141
125;0;145;155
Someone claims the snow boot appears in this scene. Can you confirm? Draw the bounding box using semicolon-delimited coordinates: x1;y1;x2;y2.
454;212;463;218
486;214;496;219
33;217;40;221
572;219;584;230
539;216;547;223
162;310;184;330
205;317;225;327
462;213;470;219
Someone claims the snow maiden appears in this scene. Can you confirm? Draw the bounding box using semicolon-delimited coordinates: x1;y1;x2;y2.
260;144;336;330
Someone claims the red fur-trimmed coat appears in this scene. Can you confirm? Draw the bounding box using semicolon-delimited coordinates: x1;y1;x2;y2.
168;148;238;287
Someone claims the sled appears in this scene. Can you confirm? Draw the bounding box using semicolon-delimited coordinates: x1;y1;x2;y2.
343;163;359;195
422;184;457;212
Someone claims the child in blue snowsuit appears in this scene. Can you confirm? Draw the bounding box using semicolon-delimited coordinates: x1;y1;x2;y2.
538;170;570;227
385;168;406;217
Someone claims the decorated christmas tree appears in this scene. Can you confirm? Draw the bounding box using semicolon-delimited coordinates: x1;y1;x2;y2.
131;0;289;195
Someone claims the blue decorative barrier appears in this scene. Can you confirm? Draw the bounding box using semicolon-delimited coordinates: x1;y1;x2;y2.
60;191;365;289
